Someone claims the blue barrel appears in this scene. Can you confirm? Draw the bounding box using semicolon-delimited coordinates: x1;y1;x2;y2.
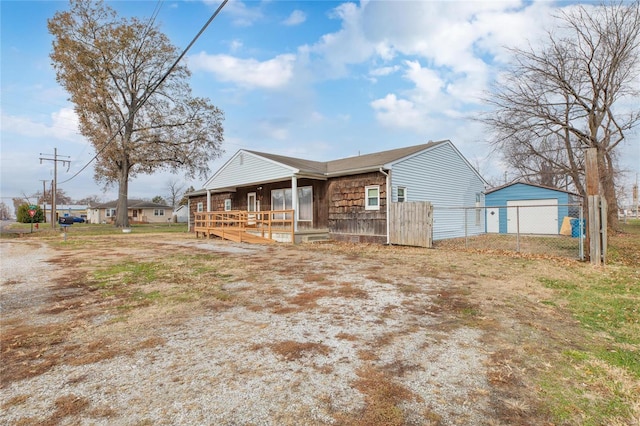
570;218;584;238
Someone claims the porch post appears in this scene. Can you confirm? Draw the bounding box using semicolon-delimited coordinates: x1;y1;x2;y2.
206;190;211;212
187;198;191;232
291;175;298;232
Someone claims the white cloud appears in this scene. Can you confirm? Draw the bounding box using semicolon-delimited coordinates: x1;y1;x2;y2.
302;2;374;78
369;65;400;77
229;39;243;53
403;61;443;100
1;107;82;142
188;52;296;89
283;10;306;26
218;0;263;27
370;94;425;132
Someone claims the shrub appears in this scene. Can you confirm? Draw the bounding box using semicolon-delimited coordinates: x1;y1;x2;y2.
16;204;45;223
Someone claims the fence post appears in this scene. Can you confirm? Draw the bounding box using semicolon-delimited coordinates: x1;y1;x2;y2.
579;204;584;261
588;195;601;266
600;197;608;264
516;206;520;252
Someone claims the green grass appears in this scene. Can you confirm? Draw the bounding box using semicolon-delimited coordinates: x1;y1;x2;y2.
536;220;640;424
93;261;161;287
1;222;188;239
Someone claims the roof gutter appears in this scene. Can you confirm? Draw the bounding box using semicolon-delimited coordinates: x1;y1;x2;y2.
379;167;390;245
324;166;382;178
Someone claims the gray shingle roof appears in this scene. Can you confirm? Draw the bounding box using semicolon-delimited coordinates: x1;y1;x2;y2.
245;140;445;176
485;180;581;196
244;151;328;174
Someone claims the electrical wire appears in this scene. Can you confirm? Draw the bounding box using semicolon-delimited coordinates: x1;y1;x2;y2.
59;0;229;184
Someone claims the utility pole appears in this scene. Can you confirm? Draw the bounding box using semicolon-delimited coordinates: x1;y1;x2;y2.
40;179;49;223
634;173;638;219
40;148;70;228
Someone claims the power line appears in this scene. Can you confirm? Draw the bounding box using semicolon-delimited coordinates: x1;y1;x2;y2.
60;0;229;185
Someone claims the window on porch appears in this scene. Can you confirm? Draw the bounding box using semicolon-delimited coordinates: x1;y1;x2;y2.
271;186;313;221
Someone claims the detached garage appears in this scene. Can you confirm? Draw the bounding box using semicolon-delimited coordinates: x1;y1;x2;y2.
485;182;581;235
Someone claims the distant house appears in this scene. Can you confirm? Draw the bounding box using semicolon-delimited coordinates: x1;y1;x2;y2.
485;181;582;235
44;204;88;222
190;140;488;243
173;204;188;223
88;199;173;224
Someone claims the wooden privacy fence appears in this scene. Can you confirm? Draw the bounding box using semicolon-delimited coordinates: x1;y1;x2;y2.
389;202;433;248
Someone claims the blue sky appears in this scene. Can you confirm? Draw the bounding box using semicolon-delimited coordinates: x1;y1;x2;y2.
1;0;639;208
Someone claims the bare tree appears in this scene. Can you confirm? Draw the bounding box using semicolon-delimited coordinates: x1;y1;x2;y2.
75;195;103;206
48;0;224;227
36;188;72;205
482;1;640;227
0;202;12;220
166;178;186;208
178;185;196;207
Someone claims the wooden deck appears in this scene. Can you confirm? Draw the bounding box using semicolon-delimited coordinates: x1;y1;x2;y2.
194;210;295;244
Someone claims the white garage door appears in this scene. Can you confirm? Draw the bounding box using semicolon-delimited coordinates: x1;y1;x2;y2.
507;199;558;235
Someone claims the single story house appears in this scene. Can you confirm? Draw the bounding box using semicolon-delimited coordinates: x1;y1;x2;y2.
190;140;488;244
88;199;173;224
44;204;88;222
485;181;582;235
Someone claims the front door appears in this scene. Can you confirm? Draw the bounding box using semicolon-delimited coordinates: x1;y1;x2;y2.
247;192;257;225
247;193;257;212
486;207;499;233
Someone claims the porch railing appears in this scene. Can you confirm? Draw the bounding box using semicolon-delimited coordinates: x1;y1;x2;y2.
194;210;295;242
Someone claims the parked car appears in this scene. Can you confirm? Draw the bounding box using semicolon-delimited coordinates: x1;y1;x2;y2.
72;216;85;223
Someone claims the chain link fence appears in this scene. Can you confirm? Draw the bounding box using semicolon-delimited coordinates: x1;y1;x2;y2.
433;204;585;260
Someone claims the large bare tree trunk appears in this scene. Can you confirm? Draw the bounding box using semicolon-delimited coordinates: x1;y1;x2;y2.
115;159;130;228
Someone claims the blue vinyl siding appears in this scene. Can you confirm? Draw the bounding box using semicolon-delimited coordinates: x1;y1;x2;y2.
485;183;572;234
390;142;487;240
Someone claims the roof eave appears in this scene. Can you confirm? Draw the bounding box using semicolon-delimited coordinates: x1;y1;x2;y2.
325;166;385;177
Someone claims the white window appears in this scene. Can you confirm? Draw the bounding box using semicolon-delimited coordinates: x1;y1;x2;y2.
365;185;380;210
224;199;232;211
197;202;203;212
154;209;165;216
271;186;312;221
106;208;116;217
397;187;406;203
297;187;313;221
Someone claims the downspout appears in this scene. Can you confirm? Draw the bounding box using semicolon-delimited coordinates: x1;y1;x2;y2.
291;175;298;233
379;168;390;245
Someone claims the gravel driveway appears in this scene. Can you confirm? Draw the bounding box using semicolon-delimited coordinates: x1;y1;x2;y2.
1;237;497;425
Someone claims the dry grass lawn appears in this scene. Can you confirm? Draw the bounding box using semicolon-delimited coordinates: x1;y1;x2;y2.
1;225;638;425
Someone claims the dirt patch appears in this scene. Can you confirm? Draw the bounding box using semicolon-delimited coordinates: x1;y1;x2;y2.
0;235;595;425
